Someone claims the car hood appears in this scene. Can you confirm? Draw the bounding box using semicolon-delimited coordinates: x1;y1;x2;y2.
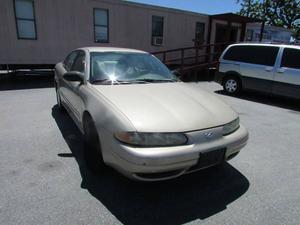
92;82;238;132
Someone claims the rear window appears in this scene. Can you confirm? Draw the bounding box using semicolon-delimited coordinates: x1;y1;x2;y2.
223;45;279;66
281;48;300;70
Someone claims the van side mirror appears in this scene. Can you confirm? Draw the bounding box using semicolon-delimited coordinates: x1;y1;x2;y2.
63;71;84;83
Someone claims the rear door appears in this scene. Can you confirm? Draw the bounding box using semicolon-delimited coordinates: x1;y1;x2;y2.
223;45;279;93
273;47;300;99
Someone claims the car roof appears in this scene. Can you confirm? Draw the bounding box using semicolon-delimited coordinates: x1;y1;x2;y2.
229;43;300;50
77;47;147;54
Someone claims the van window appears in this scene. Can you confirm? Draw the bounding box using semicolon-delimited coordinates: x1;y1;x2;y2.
281;48;300;70
223;45;279;66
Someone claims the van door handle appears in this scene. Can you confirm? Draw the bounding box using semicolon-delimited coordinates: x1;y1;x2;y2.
265;66;273;72
277;68;285;73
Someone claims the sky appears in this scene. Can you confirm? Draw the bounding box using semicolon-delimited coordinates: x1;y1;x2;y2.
127;0;242;15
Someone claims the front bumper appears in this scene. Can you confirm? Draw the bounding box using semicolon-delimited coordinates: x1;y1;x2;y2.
107;125;249;181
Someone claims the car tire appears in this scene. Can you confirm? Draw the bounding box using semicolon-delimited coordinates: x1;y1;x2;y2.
55;82;65;111
223;76;241;95
83;115;105;173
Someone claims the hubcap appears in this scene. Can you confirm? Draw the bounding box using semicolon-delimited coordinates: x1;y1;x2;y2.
225;79;238;93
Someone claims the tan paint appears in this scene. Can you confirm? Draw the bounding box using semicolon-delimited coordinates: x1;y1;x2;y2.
0;0;209;65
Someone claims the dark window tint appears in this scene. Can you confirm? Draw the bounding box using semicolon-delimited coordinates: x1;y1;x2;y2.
195;22;205;45
281;48;300;69
72;52;85;73
64;52;78;71
152;16;164;37
246;29;253;41
223;45;279;66
14;0;37;39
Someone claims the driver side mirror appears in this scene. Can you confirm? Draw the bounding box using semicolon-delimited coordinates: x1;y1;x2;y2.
63;71;85;83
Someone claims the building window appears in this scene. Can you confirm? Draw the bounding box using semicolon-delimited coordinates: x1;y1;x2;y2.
246;29;253;41
14;0;37;40
195;22;205;46
94;8;109;43
152;16;164;46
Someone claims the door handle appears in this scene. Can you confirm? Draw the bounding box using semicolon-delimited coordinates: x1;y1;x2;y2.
265;66;273;72
277;68;285;73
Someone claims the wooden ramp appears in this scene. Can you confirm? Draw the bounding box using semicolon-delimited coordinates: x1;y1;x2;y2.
151;42;230;81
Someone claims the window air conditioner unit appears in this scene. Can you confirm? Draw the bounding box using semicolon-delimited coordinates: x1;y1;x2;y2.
152;36;163;46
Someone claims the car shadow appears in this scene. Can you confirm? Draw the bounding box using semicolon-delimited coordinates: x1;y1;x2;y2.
0;72;54;91
215;89;300;112
52;105;250;225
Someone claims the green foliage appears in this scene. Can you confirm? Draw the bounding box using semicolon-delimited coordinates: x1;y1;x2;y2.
237;0;300;36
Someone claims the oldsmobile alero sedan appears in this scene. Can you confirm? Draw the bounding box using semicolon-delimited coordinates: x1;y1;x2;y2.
54;47;249;181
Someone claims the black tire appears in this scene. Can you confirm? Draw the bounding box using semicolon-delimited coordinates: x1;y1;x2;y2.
55;82;65;112
83;115;105;172
223;76;242;95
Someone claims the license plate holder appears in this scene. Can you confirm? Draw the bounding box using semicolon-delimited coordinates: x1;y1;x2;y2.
197;148;226;168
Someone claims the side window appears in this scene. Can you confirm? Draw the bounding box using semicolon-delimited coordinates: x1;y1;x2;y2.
14;0;37;39
64;51;78;71
72;52;85;73
281;48;300;70
223;45;279;66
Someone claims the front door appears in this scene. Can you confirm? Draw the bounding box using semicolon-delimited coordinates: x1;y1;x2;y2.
66;51;86;121
215;24;238;43
214;24;238;60
273;47;300;99
60;50;86;122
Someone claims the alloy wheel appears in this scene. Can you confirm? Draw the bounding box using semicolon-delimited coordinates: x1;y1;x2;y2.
225;79;238;93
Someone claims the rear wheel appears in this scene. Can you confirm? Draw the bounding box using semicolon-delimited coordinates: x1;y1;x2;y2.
223;76;241;95
83;115;105;172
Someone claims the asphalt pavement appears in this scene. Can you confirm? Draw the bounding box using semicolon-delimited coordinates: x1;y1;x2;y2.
0;78;300;225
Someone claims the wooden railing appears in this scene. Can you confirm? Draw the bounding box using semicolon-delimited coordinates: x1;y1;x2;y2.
151;42;230;73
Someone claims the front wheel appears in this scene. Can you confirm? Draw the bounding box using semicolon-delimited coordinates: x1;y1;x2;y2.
83;116;105;173
223;76;241;95
55;82;64;111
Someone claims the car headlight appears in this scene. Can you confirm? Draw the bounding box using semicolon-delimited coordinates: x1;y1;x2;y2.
114;132;188;147
223;117;240;135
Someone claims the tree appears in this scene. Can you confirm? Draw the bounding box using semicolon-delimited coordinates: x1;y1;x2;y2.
237;0;300;37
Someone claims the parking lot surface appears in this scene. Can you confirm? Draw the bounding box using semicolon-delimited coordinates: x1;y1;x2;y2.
1;79;300;225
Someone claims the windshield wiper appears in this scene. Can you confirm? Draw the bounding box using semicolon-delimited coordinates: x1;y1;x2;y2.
92;78;176;85
135;78;177;83
92;79;132;85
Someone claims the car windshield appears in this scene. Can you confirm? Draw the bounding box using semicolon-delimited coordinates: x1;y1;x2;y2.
90;52;178;84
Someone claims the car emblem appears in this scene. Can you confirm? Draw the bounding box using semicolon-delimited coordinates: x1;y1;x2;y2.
204;132;214;139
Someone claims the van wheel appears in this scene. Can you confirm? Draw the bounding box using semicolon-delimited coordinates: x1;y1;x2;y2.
223;76;241;95
83;115;105;172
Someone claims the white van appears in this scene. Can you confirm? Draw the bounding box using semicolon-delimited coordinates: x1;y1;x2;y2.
215;43;300;100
